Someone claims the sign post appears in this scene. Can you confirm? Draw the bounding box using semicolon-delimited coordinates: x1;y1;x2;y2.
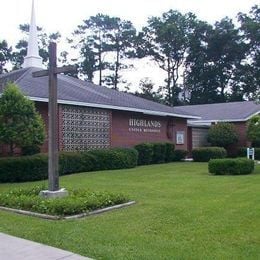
247;147;255;160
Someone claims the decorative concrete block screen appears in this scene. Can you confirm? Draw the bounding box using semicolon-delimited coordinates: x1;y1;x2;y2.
61;105;110;151
192;127;209;149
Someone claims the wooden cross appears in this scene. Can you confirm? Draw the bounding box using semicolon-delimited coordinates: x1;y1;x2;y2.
33;42;76;191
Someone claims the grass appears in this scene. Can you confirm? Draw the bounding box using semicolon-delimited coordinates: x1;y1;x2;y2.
0;162;260;259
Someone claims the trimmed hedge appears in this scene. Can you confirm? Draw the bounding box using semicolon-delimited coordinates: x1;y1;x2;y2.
0;154;48;182
165;143;175;162
208;158;255;175
172;150;188;161
237;147;260;160
88;148;138;170
0;148;138;183
135;142;184;164
59;152;97;175
151;143;166;164
192;147;227;162
134;143;154;165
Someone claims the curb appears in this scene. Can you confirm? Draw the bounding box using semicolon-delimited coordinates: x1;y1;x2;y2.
0;201;136;220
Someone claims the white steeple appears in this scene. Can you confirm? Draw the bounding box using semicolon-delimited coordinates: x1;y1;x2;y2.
22;0;43;68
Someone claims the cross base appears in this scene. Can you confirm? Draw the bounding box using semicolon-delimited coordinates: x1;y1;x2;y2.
39;188;68;199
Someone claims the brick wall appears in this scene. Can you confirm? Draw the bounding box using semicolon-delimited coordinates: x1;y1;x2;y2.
227;121;249;156
0;101;189;155
111;110;188;150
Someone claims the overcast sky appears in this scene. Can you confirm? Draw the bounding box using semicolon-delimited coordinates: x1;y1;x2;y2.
0;0;258;90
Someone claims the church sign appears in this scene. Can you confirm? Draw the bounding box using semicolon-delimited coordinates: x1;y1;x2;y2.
129;118;161;133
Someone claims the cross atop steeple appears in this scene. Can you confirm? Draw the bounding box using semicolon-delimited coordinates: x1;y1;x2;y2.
22;0;43;68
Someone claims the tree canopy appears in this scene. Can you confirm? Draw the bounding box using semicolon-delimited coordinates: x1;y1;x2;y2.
1;5;259;104
207;122;239;149
0;83;45;155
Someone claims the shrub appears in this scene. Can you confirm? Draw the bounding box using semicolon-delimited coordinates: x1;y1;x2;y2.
172;149;188;161
237;147;260;160
208;158;255;175
134;143;153;165
247;115;260;146
21;145;41;156
0;83;45;156
207;123;238;148
88;148;138;170
0;186;129;216
192;147;227;162
151;143;166;163
59;152;97;175
0;154;48;182
165;143;175;162
0;148;138;183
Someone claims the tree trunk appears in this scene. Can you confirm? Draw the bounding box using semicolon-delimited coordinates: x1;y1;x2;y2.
98;49;102;85
166;57;171;105
114;46;120;90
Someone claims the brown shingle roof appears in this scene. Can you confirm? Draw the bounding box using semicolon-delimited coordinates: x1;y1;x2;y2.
175;101;260;122
0;67;198;119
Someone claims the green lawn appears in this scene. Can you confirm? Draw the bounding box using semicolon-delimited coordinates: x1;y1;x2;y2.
0;162;260;260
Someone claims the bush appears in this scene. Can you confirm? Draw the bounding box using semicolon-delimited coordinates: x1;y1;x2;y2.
192;147;227;162
172;150;188;161
0;186;129;216
237;147;260;160
247;115;260;146
208;158;255;175
165;143;175;162
207;123;238;148
0;83;45;156
21;145;41;156
151;143;166;163
0;148;138;183
88;148;138;170
59;152;97;175
0;154;48;182
134;143;154;165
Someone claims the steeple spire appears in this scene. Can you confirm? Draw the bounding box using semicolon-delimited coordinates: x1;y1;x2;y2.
22;0;43;68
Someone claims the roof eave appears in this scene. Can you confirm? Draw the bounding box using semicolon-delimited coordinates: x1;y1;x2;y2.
188;110;260;124
28;96;200;119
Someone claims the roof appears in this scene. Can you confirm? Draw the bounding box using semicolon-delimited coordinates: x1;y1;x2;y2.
0;67;199;119
175;101;260;123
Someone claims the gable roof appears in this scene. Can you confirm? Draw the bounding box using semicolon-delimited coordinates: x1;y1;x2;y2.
175;101;260;123
0;67;199;119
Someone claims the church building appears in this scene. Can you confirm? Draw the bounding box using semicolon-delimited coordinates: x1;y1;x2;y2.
0;2;198;155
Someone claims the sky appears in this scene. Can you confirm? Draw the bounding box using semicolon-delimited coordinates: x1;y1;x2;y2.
0;0;258;90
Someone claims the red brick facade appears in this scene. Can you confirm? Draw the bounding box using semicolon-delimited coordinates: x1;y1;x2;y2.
227;122;250;156
111;111;188;150
187;121;250;156
0;100;252;156
34;102;189;153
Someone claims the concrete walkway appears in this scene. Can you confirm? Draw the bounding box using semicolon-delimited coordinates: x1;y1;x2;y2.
0;232;91;260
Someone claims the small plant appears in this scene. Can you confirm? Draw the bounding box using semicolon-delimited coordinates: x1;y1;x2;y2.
208;158;255;175
0;186;129;216
192;147;227;162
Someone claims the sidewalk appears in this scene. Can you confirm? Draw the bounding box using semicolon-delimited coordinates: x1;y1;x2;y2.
0;232;91;260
